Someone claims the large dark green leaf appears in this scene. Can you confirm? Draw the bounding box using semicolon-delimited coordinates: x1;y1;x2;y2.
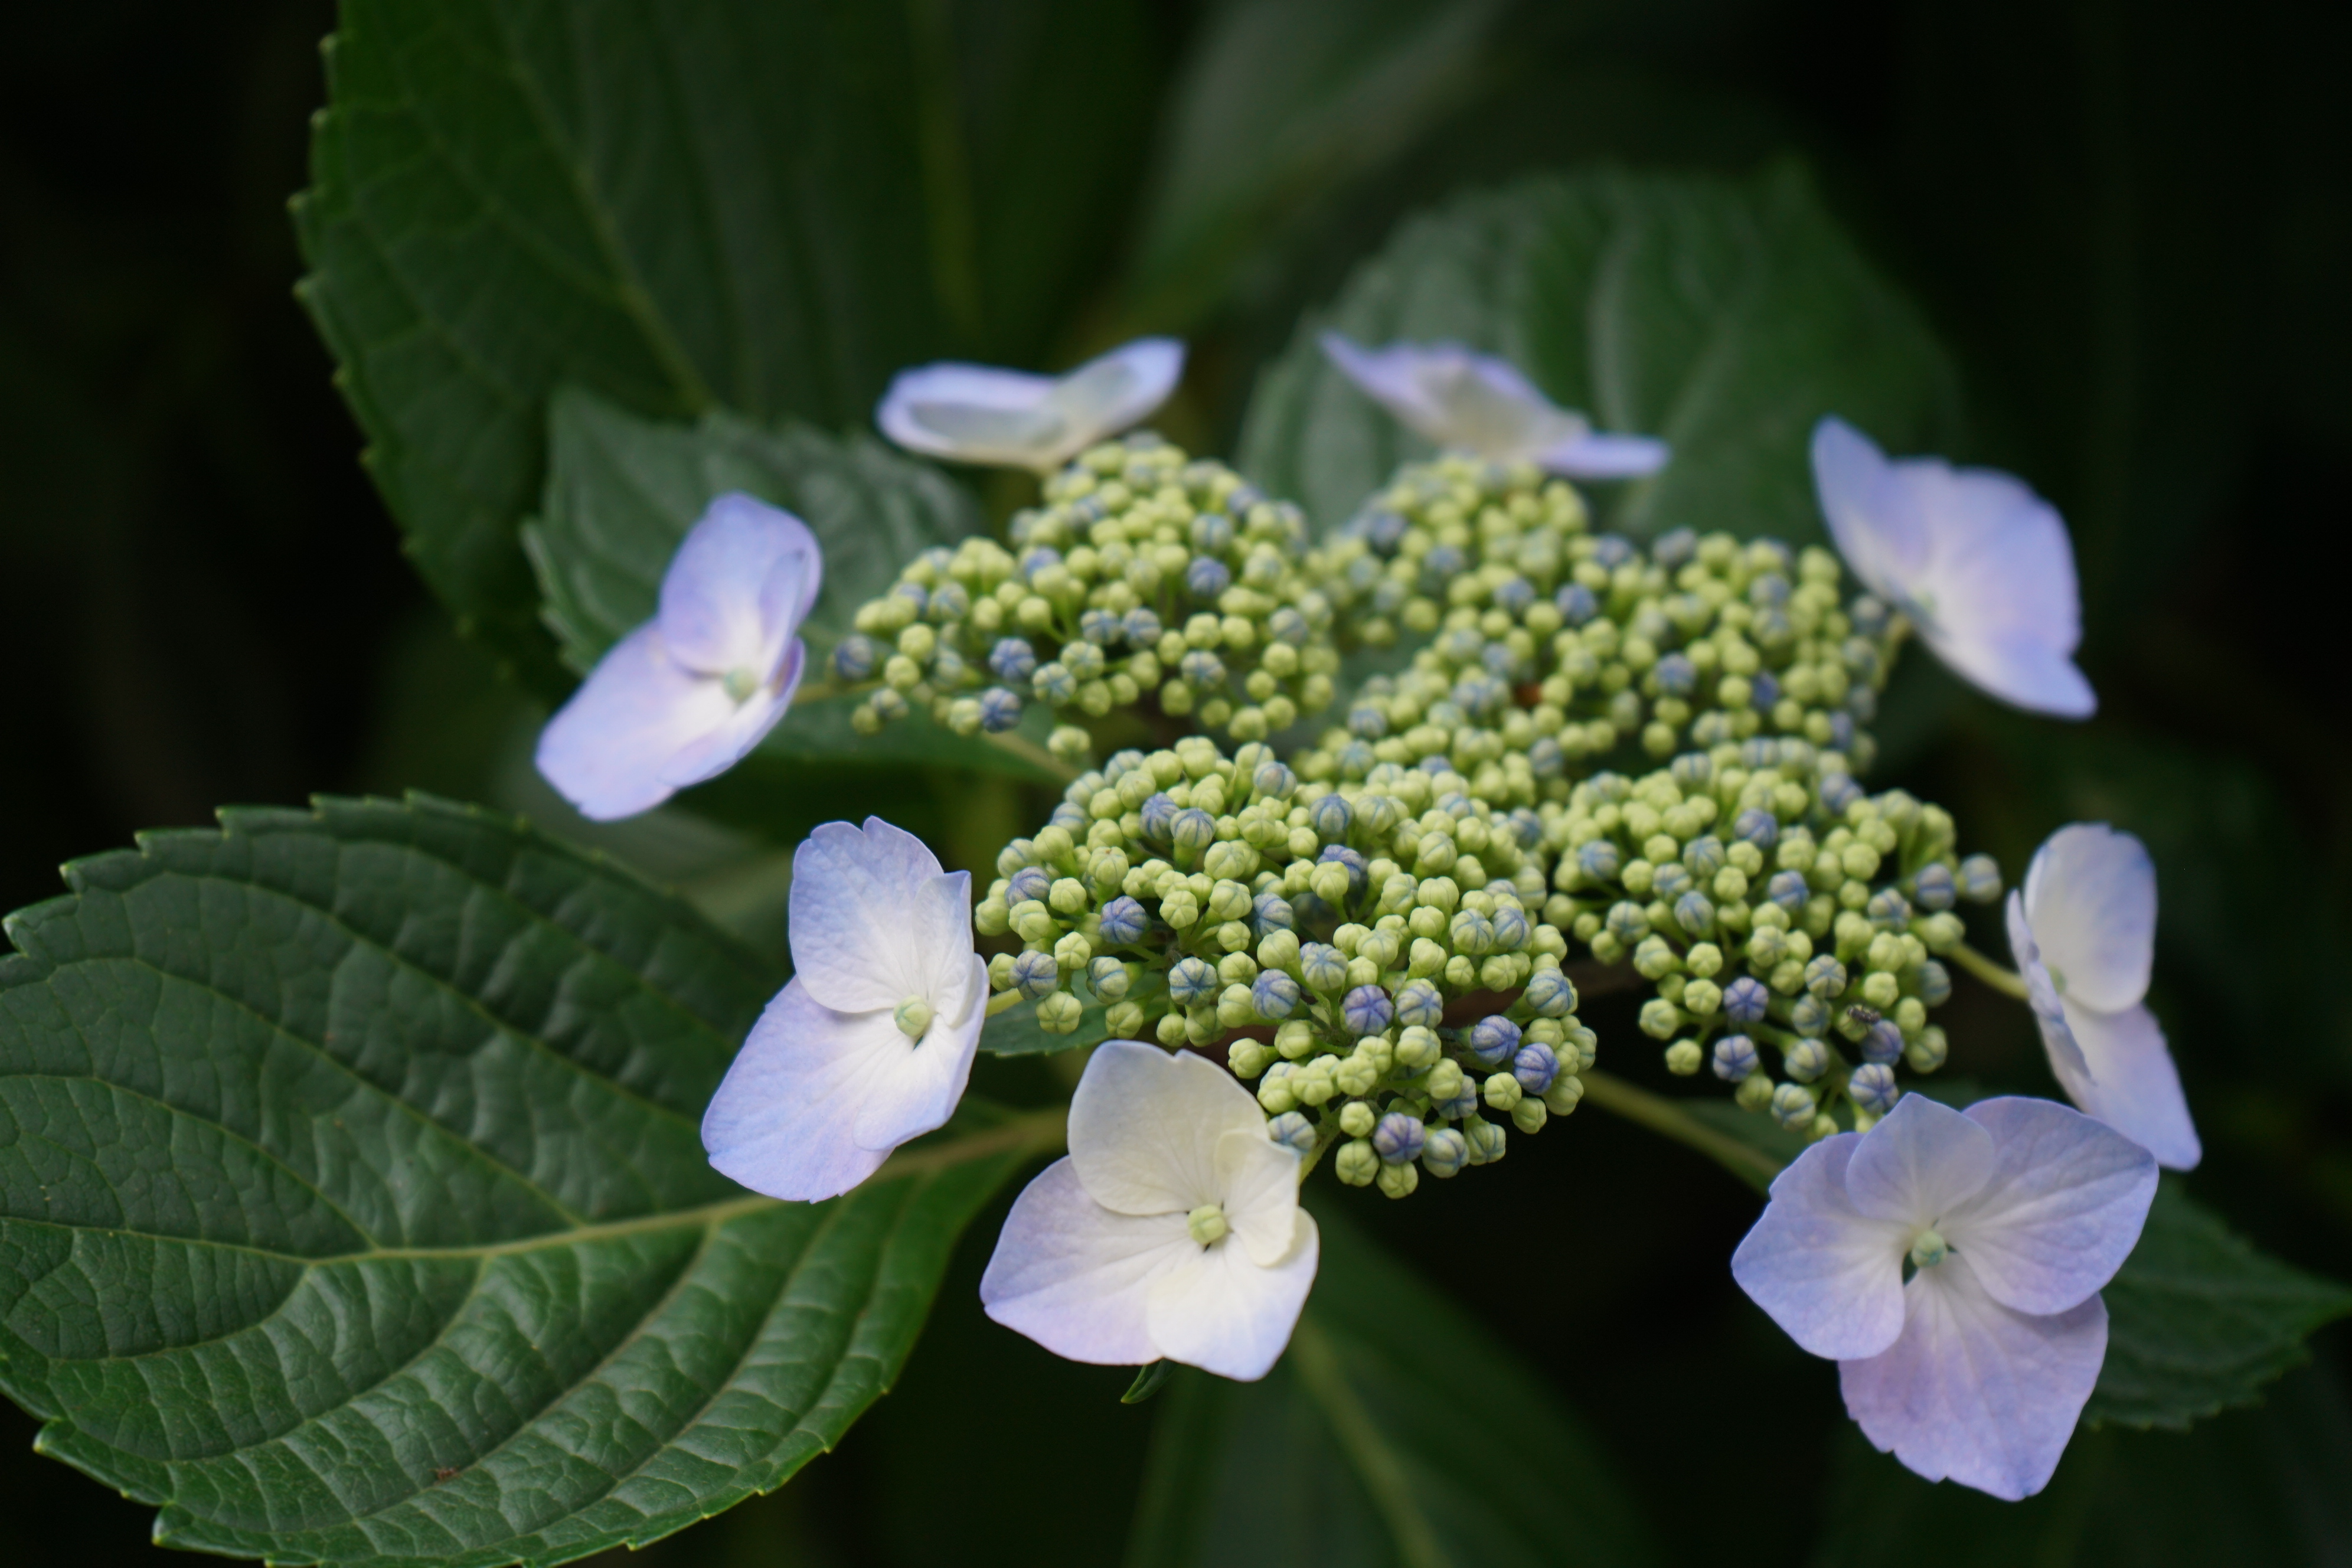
1236;164;1964;544
521;386;1058;781
0;795;1048;1566
1125;1204;1660;1568
2088;1179;2352;1430
1126;0;1509;332
293;0;943;677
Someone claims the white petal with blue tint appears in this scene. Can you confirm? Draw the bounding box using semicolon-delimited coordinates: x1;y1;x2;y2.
982;1041;1316;1381
877;338;1185;472
1810;417;2094;718
1730;1134;1911;1361
1943;1097;2160;1315
1319;334;1670;478
536;493;819;821
701;816;985;1203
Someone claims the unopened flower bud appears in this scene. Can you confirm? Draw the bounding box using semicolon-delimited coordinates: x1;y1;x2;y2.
1466;1015;1521;1066
1011;949;1059;999
1712;1035;1760;1080
1037;989;1084;1032
1860;1019;1905;1064
1850;1063;1901;1115
1721;975;1770;1024
1342;985;1394;1036
1771;1082;1818;1131
1783;1038;1830;1083
1957;854;2003;903
1266;1111;1316;1156
1168;956;1218;1006
1522;967;1577;1017
1803;955;1848;999
1300;943;1348;991
1420;1126;1469;1177
1663;1040;1703;1076
1372;1113;1427;1165
1310;794;1353;842
1511;1097;1549;1135
1462;1116;1508;1165
1249;969;1301;1020
1513;1042;1559;1093
1229;1040;1273;1078
1376;1161;1420;1199
1275;1020;1317;1059
1338;1100;1376;1139
1335;1138;1379;1186
1906;1025;1949;1073
1391;978;1443;1028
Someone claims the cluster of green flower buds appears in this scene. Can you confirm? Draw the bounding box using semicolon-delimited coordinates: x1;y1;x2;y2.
1535;739;2003;1137
975;737;1596;1198
833;433;1347;762
1296;455;1902;792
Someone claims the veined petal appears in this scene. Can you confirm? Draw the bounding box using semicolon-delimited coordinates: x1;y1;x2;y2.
1905;458;2092;718
852;953;988;1154
1041;338;1185;461
876;339;1183;472
1942;1096;2159;1314
1731;1133;1912;1360
1811;417;1929;604
1839;1255;2107;1501
700;980;903;1201
980;1159;1194;1367
1069;1041;1268;1217
1144;1210;1320;1382
2023;824;2156;1012
535;623;738;821
2056;1001;2202;1172
1534;430;1671;478
1217;1128;1306;1268
789;818;961;1014
2008;890;2093;1085
658;493;822;677
1844;1093;1998;1226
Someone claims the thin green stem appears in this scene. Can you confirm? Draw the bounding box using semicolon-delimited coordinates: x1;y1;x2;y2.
1289;1318;1450;1568
1579;1069;1785;1194
986;988;1024;1017
1948;940;2031;1002
986;727;1080;781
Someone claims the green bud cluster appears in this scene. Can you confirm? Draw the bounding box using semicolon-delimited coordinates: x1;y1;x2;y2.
976;737;1593;1197
835;434;1347;762
1535;745;1995;1138
1296;456;1900;791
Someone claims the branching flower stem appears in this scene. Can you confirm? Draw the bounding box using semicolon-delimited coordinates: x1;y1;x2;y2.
1948;940;2031;1002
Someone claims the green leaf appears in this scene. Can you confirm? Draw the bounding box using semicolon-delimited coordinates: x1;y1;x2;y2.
294;0;946;677
1125;1204;1660;1568
520;385;1060;781
1236;163;1964;544
2087;1178;2352;1431
0;794;1047;1566
1126;0;1510;331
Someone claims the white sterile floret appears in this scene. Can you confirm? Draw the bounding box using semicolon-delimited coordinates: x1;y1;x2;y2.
1810;416;2093;718
701;818;987;1202
1318;333;1670;477
876;337;1185;472
2007;823;2200;1170
1733;1094;2157;1501
980;1040;1319;1381
536;494;819;821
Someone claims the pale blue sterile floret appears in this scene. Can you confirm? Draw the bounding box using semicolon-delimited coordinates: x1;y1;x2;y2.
1373;1113;1428;1165
1318;334;1671;476
1712;1035;1761;1080
1097;896;1148;945
537;493;821;821
1467;1015;1521;1067
877;338;1186;473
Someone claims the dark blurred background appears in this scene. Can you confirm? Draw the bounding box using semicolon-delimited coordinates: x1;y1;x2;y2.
4;1;2347;1563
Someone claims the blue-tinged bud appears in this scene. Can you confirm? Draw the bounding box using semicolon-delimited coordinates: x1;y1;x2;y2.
1168;956;1219;1006
1860;1020;1905;1064
1783;1039;1830;1083
1252;969;1302;1019
1590;534;1634;567
1555;582;1599;626
1750;671;1782;711
1489;903;1530;951
1140;793;1178;841
1190;511;1236;553
1804;956;1848;999
1772;1082;1818;1131
1606;901;1651;943
1467;1015;1522;1067
1123;607;1164;647
1850;1063;1901;1115
1420;543;1467;586
1033;662;1077;704
1187;556;1232;598
1266;1111;1317;1157
1683;836;1727;878
1318;844;1369;896
1076;607;1121;646
1850;595;1890;636
833;635;880;681
1866;888;1912;927
1576;840;1623;884
1372;1113;1427;1165
1828;711;1857;751
1654;653;1697;697
1671;752;1714;789
1653;864;1693;901
1007;867;1054;905
891;580;930;615
988;637;1037;682
1268;605;1311;646
1011;949;1059;999
1509;808;1543;849
1789;994;1831;1036
1251;893;1295;935
1653;527;1698;566
1916;959;1952;1008
1820;773;1863;815
1172;808;1217;856
1485;574;1531;614
1097;896;1148;946
1674;891;1716;936
1523;968;1577;1018
1765;870;1809;910
1712;1034;1760;1080
1958;854;2003;903
1721;976;1770;1024
1732;808;1779;849
1050;802;1088;831
979;687;1024;732
1342;985;1394;1036
1345;703;1387;738
1447;908;1494;956
1300;943;1348;992
1088;956;1132;1001
1462;1116;1509;1164
1336;741;1377;779
1392;978;1444;1028
1253;761;1296;800
1061;641;1106;681
1513;1041;1559;1093
1911;863;1957;912
1310;794;1354;842
1180;648;1227;687
1420;1126;1469;1177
